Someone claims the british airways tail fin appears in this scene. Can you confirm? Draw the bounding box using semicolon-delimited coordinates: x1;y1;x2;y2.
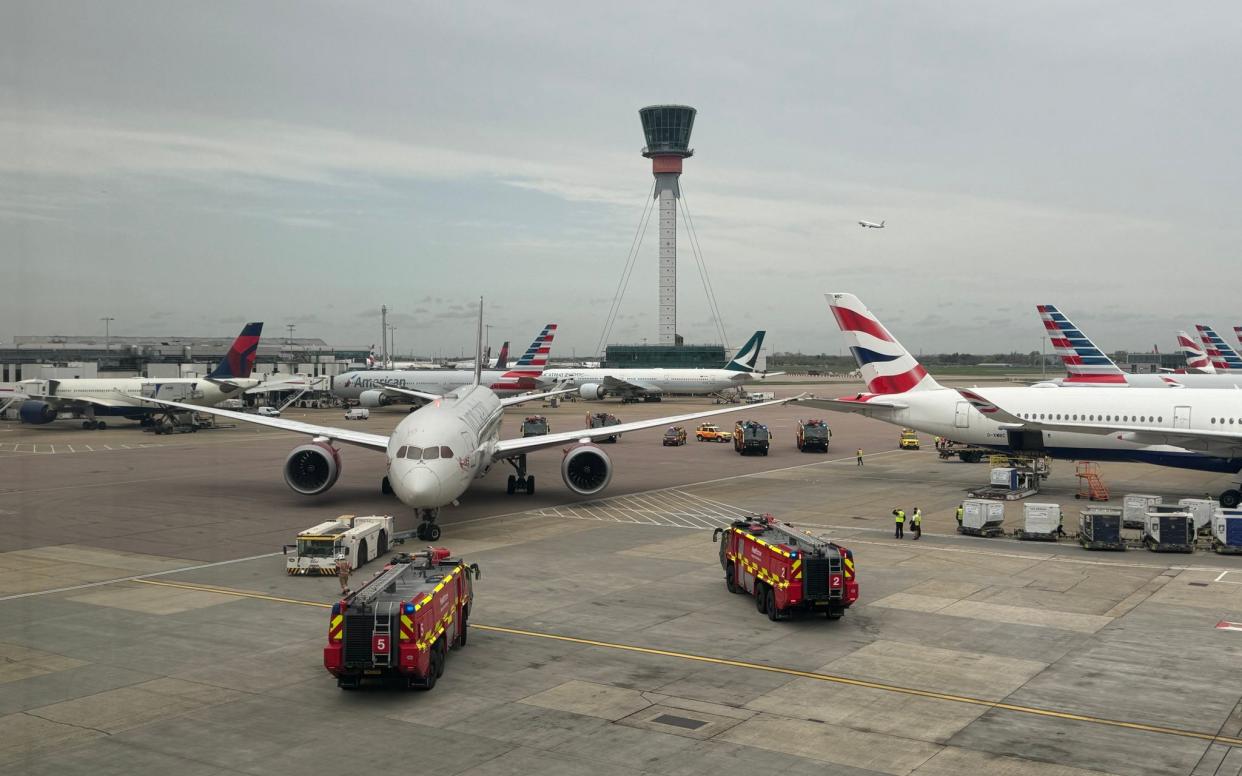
724;331;765;372
494;341;510;370
510;324;557;374
1177;330;1214;373
208;322;262;379
1036;305;1127;384
1196;324;1242;372
826;293;939;394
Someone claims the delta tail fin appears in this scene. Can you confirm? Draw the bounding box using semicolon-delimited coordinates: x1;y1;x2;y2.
826;293;940;394
1036;305;1127;384
1196;325;1242;372
724;331;765;372
494;341;510;370
1177;331;1214;373
208;322;263;380
509;324;557;375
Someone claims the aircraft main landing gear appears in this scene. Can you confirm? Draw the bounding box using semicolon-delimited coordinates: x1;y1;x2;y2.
415;508;441;541
1221;489;1241;509
381;476;394;496
504;455;535;496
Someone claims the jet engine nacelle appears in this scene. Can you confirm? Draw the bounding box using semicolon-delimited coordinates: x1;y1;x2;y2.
18;400;57;425
283;441;341;495
578;383;606;401
358;390;392;408
560;443;613;496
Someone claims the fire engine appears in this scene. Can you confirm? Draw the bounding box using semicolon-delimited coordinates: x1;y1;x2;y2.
713;514;858;620
324;548;480;690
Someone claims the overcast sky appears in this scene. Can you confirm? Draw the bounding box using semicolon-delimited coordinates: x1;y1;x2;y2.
3;2;1241;357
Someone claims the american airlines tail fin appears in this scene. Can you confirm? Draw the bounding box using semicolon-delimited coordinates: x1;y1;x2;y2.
1036;305;1127;384
1234;326;1242;353
208;322;263;380
1196;324;1242;372
724;331;765;372
494;341;510;370
509;324;557;374
1177;330;1214;373
826;293;940;394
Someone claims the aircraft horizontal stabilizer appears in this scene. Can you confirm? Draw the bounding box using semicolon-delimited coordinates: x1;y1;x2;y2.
790;396;908;414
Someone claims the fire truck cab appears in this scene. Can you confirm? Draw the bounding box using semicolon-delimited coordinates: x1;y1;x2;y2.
324;548;480;690
713;514;858;621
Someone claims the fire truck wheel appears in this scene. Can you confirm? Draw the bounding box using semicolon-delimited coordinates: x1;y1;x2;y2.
755;584;767;614
526;476;535;495
826;609;843;620
456;614;469;648
725;563;740;594
434;639;447;677
418;665;437;691
765;589;780;621
506;475;516;495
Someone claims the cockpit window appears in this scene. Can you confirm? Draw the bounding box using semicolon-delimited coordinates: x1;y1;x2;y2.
423;446;440;460
405;447;421;460
396;446;408;458
440;446;454;458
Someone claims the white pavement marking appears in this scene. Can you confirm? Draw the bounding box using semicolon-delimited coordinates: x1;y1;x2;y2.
531;488;754;530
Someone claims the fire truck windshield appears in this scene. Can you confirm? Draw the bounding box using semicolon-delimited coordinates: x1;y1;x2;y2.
298;538;336;557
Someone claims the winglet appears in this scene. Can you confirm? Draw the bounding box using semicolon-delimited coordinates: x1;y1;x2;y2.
473;298;484;387
208;322;263;379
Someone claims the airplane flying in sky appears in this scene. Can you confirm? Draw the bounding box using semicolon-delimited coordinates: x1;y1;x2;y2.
858;219;885;229
796;293;1242;506
144;303;795;540
17;322;272;429
538;331;780;402
1037;305;1242;388
332;325;556;408
1196;325;1242;373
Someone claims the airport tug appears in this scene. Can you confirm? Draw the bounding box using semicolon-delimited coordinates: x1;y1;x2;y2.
325;548;479;690
713;514;858;621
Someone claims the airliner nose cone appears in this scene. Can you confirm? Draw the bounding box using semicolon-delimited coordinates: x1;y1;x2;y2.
400;467;442;507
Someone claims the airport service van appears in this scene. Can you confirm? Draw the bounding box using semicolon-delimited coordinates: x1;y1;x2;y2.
286;515;394;575
344;408;370;420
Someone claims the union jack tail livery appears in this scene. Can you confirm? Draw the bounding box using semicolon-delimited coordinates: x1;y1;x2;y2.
827;293;940;394
207;322;263;380
1036;305;1127;384
1177;330;1214;373
1196;325;1242;373
507;324;557;375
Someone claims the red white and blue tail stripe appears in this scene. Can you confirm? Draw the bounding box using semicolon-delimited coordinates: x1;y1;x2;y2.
505;324;557;376
1233;326;1242;356
1036;305;1127;384
1196;325;1242;373
1176;330;1214;373
827;293;939;394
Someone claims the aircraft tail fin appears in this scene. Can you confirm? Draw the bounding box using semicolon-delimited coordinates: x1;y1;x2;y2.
1036;305;1127;384
208;322;263;379
1234;326;1242;353
510;324;557;374
494;341;510;370
880;220;885;227
826;293;940;394
1177;330;1214;373
1196;324;1242;372
472;298;484;387
724;331;765;372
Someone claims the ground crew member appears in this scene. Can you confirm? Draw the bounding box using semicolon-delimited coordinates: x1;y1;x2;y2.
856;448;864;466
911;507;923;540
892;507;905;539
955;504;964;529
336;554;352;593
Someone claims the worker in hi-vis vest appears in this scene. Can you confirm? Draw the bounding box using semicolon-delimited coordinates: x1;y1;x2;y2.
892;508;905;539
911;507;922;540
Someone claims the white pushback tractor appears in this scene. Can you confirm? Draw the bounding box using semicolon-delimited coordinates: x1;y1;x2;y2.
285;515;395;575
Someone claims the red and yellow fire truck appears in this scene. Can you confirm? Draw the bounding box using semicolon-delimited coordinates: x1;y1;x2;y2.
713;514;858;620
324;548;480;690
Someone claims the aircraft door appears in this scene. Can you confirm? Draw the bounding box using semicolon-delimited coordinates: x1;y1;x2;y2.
954;401;970;429
1173;405;1191;429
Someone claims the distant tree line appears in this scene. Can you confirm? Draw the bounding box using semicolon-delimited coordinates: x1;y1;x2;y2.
770;351;1062;371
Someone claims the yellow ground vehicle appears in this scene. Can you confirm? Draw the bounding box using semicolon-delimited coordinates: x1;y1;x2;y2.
696;423;732;442
899;428;920;450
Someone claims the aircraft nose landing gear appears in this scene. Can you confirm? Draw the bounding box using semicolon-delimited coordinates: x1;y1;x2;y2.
504;455;535;496
415;508;441;541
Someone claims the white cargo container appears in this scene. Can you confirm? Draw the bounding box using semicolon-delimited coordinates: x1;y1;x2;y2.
960;499;1005;536
1018;502;1061;539
1212;509;1242;554
1176;498;1216;533
990;468;1018;488
1142;511;1194;552
1122;494;1162;528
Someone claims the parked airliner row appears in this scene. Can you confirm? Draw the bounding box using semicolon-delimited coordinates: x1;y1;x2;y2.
795;293;1242;507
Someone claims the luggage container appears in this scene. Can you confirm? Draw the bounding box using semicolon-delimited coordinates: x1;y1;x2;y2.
1212;509;1242;554
1143;511;1195;553
1176;498;1216;534
990;468;1018;489
1122;494;1162;529
1015;502;1061;541
1079;507;1125;550
959;499;1005;537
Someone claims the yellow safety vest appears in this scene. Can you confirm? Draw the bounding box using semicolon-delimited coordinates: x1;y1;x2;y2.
894;510;905;523
912;511;922;526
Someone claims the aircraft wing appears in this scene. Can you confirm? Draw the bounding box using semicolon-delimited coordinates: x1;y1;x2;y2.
954;388;1242;455
41;395;145;410
601;375;660;394
492;395;799;460
790;395;908;415
134;396;389;451
498;386;576;408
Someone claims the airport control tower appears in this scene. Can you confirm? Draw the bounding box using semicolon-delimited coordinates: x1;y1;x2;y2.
640;105;696;346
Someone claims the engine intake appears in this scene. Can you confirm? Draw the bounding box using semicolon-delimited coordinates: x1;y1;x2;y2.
358;390;391;409
18;400;57;425
283;441;341;495
561;444;613;495
579;383;605;401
